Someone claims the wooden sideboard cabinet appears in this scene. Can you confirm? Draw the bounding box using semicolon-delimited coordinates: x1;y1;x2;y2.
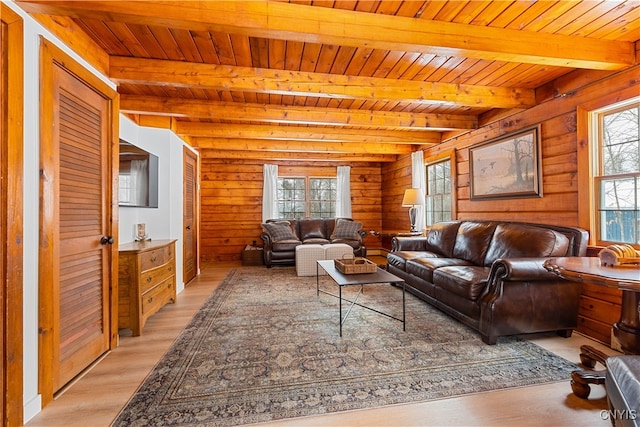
577;281;622;346
118;239;177;336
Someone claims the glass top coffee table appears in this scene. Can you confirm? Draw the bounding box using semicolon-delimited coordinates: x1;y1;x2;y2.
316;259;406;337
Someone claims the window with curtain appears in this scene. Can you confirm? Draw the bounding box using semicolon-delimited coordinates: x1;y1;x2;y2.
593;100;640;245
425;158;452;225
277;177;336;219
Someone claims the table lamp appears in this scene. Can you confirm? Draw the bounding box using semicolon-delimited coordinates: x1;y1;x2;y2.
402;188;425;232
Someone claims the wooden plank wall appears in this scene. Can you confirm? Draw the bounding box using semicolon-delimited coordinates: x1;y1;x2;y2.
383;66;640;229
381;154;413;232
379;65;638;345
199;159;383;262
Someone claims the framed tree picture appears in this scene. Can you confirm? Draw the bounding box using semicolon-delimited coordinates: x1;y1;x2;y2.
469;125;542;200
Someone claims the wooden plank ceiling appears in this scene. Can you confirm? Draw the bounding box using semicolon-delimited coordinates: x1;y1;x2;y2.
17;0;640;162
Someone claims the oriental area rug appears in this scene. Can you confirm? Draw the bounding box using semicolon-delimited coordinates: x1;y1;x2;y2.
113;267;578;426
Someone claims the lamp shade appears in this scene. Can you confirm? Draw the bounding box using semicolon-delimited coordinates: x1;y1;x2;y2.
402;188;425;207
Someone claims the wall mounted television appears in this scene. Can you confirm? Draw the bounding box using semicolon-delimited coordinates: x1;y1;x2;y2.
119;139;159;208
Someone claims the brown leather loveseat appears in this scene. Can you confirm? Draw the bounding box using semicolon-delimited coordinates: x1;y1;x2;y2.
261;217;366;267
387;220;588;345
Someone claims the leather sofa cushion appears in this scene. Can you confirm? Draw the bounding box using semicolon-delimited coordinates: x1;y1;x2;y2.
331;238;360;249
483;223;570;266
433;265;491;301
304;238;330;245
387;251;437;271
272;240;302;251
426;221;462;257
407;258;473;283
452;222;497;265
299;218;327;240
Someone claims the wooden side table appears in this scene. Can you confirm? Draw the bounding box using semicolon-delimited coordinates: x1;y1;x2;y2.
543;257;640;398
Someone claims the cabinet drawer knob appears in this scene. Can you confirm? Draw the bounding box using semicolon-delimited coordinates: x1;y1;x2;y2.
147;296;153;303
168;266;172;272
146;276;153;282
150;256;157;262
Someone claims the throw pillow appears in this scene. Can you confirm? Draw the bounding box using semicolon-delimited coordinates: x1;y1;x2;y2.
330;218;362;241
262;221;299;242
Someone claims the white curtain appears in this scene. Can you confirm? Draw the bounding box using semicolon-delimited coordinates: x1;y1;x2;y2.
262;164;279;222
130;159;148;206
336;165;352;218
411;151;427;232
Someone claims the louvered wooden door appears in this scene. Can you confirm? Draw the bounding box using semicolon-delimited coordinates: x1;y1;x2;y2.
47;61;112;392
183;147;198;284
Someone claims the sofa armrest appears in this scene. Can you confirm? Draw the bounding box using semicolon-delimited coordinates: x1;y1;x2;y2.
479;257;581;344
391;236;429;252
489;258;560;282
260;232;273;249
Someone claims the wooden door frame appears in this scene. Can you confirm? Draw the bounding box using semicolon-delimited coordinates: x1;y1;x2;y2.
38;38;119;406
1;5;24;426
183;146;200;284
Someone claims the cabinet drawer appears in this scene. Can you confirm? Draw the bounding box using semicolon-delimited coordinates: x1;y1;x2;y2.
140;245;174;272
139;262;175;294
141;277;175;316
581;282;622;305
577;315;612;345
579;295;620;325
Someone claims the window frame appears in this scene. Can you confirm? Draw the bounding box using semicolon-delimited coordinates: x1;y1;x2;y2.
577;90;640;249
277;175;337;219
424;150;457;226
592;100;640;246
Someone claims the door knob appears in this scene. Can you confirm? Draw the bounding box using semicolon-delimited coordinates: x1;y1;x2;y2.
100;236;114;245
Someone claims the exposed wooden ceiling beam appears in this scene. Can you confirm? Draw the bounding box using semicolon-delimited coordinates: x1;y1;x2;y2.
197;149;397;163
174;122;440;144
120;95;478;131
190;138;414;155
17;1;634;70
111;57;535;109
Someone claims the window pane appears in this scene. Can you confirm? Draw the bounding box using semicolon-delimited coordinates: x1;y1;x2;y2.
309;178;336;218
278;178;306;218
602;106;639;175
600;210;638;244
600;178;637;209
598;176;639;244
426;159;452;226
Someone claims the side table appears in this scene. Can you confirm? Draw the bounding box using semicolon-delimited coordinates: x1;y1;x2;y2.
544;257;640;398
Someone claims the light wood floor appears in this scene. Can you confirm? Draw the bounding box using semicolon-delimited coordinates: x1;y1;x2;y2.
26;262;620;427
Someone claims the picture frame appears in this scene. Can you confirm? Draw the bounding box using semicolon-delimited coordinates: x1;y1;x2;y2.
469;125;542;200
135;223;149;241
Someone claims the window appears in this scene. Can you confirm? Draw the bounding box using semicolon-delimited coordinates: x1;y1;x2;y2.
425;158;452;225
594;101;639;245
277;177;336;219
118;172;133;204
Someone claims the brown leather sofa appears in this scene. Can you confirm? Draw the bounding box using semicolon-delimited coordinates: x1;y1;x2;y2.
387;220;588;344
261;218;366;267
